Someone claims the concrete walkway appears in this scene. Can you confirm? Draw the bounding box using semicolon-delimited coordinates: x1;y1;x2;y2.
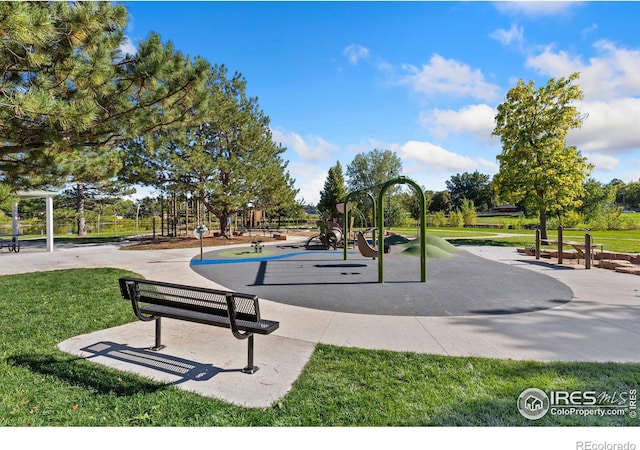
3;238;639;407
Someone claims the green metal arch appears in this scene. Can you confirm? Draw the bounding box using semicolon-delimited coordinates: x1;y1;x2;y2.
377;176;427;283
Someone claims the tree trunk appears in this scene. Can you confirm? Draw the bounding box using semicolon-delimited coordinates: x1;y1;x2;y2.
199;191;229;240
539;208;548;240
217;213;232;239
76;182;87;237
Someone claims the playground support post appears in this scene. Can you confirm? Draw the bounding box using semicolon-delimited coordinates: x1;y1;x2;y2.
343;191;377;261
376;176;427;283
585;232;591;269
557;226;563;265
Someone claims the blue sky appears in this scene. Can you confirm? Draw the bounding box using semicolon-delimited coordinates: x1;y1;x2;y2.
121;1;640;205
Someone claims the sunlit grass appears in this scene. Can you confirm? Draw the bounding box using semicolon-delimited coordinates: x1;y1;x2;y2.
1;269;638;426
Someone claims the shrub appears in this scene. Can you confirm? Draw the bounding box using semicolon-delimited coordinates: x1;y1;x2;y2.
448;210;464;227
560;210;583;228
460;199;477;226
431;211;447;227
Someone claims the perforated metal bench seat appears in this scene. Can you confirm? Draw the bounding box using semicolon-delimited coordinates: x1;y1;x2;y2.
139;304;280;334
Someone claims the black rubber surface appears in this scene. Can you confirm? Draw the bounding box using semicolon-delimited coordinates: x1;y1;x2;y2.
190;244;574;317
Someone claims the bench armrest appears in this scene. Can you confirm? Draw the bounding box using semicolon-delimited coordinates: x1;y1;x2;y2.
122;279;156;322
226;293;253;340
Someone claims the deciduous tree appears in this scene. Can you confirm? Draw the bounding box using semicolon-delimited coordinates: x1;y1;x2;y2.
346;148;403;226
492;73;592;239
445;171;495;211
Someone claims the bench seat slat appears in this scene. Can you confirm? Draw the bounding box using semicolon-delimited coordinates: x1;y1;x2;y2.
140;304;279;334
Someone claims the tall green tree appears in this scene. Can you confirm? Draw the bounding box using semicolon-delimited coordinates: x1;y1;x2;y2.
429;190;452;213
124;65;297;237
346;148;403;192
346;148;403;226
492;73;592;239
620;181;640;210
445;171;495;210
0;2;209;188
399;188;432;221
578;178;615;222
317;161;347;218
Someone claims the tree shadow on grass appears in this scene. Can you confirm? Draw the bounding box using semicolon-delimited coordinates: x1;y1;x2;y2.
7;353;166;397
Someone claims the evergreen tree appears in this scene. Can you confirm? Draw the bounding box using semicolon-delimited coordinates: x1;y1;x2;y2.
0;2;209;188
124;65;297;237
492;73;592;239
317;161;347;218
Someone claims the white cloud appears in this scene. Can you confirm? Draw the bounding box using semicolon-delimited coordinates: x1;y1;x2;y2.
343;43;370;65
272;128;337;162
391;140;478;173
288;161;328;205
568;98;640;154
526;40;640;101
525;45;582;78
400;54;501;102
119;35;137;56
421;104;497;141
490;24;524;46
581;23;598;39
494;1;583;18
524;41;640;157
584;153;619;172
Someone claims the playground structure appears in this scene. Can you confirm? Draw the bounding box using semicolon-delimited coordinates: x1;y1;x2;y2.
305;218;344;250
343;176;427;283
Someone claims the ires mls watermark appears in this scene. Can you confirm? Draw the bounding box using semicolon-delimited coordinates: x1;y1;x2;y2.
517;387;637;420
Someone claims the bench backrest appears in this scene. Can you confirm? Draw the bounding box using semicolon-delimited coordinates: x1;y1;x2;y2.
118;277;260;322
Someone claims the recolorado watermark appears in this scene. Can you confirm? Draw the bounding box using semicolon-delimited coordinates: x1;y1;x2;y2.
576;442;636;450
517;387;637;420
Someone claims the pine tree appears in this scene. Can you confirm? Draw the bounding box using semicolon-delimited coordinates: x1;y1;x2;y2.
318;161;347;218
124;65;298;237
0;2;209;188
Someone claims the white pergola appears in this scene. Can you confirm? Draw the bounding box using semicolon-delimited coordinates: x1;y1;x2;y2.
14;190;57;252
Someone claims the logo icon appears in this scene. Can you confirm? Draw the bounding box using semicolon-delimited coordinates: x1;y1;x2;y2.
518;388;550;420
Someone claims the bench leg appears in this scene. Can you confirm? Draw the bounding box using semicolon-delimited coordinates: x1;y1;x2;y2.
150;317;166;351
241;335;259;374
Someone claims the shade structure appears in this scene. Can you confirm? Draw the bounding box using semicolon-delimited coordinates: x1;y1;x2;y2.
14;190;57;252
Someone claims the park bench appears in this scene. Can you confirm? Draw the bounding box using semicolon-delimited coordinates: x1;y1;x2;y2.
0;235;20;252
118;277;280;374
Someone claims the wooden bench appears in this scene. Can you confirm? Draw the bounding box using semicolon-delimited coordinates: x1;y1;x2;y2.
118;277;279;374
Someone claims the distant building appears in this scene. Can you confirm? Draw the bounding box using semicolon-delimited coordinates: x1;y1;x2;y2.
493;204;520;213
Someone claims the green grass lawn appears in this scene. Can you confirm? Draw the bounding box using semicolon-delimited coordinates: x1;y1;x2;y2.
1;268;638;426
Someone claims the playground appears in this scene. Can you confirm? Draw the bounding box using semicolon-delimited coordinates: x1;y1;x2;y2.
189;176;573;317
190;236;573;316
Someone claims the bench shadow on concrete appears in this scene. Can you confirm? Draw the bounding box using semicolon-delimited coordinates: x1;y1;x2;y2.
80;341;240;385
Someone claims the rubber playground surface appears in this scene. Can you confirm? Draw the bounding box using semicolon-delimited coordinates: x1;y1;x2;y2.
190;239;574;317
